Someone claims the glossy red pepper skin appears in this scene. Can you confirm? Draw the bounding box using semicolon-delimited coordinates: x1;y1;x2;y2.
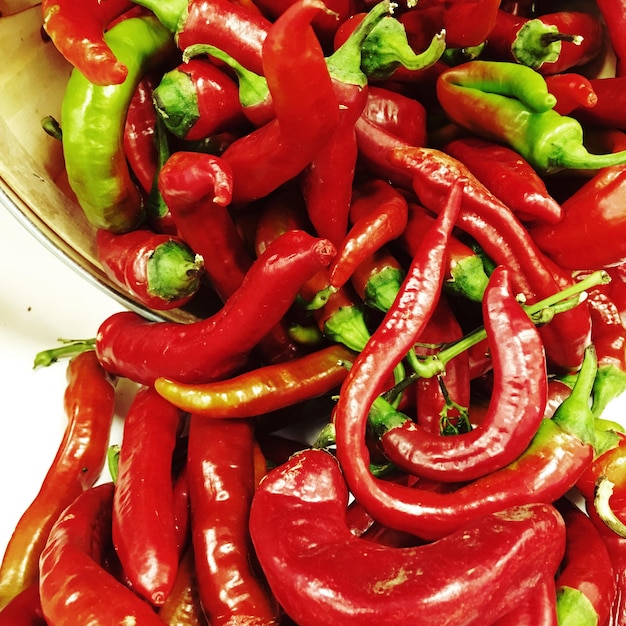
555;498;616;625
220;0;339;206
443;136;562;224
492;578;558;626
0;584;46;626
387;145;592;373
187;417;279;625
571;76;626;129
379;266;547;482
39;483;166;625
154;58;247;141
112;387;185;606
124;76;159;195
485;10;604;74
155;343;354;417
250;448;566;626
328;178;408;290
0;352;115;610
95;227;204;310
41;0;133;85
545;73;598;116
95;229;335;386
594;0;626;77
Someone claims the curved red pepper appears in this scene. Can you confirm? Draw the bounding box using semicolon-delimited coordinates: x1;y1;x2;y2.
220;0;339;206
443;136;563;224
0;352;115;610
249;448;566;626
328;178;408;290
594;0;626;77
41;0;133;85
0;584;46;626
484;10;604;74
112;387;185;606
187;417;279;625
492;578;558;626
96;227;204;311
378;265;547;482
155;343;354;417
39;483;166;625
545;73;598;116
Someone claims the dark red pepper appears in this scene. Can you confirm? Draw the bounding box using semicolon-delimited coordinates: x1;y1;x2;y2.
593;0;626;77
41;0;134;85
545;73;598;116
39;483;165;625
187;417;279;625
112;387;185;606
95;229;335;386
96;228;204;311
249;447;567;626
0;352;115;610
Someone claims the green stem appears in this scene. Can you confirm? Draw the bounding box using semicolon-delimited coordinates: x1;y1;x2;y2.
33;338;96;368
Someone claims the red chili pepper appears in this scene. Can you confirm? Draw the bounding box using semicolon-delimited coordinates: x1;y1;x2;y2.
39;483;166;625
443;136;563;224
545;73;598;116
124;76;159;195
96;228;204;311
350;246;406;313
570;76;626;130
484;10;604;74
153;58;248;141
374;265;547;482
157;546;208;626
112;387;185;606
413;295;470;436
594;0;626;77
0;352;115;610
554;498;616;626
0;584;46;626
361;85;427;147
387;144;593;373
155;343;354;417
219;0;339;206
187;417;279;625
95;229;335;386
41;0;133;85
249;448;566;626
327;178;408;291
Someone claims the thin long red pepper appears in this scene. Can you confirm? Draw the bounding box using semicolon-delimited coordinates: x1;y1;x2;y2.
0;352;115;610
112;387;185;606
95;229;335;385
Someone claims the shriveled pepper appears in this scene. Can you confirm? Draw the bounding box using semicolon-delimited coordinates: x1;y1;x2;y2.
95;229;335;386
95;228;204;311
436;60;626;173
443;136;563;223
39;483;166;625
112;387;185;606
155;343;354;417
61;14;176;232
249;447;566;626
0;352;115;610
370;265;547;482
41;0;133;85
484;10;604;74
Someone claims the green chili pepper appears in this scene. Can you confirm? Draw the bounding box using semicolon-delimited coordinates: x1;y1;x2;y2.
61;15;175;232
436;60;626;173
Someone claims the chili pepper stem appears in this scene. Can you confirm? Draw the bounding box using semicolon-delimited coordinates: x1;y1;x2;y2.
33;338;97;368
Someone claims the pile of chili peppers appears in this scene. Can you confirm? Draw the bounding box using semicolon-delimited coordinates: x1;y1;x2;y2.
6;0;626;622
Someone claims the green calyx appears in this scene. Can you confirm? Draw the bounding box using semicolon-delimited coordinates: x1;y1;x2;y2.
512;18;582;70
146;240;204;302
184;44;270;109
361;22;446;80
446;254;489;302
363;266;405;312
368;395;410;439
153;68;200;139
556;586;600;626
323;305;372;352
326;0;394;88
147;116;171;223
592;364;626;419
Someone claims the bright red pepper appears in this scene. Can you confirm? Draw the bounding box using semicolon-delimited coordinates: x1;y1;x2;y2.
249;447;566;626
41;0;134;85
593;0;626;77
96;228;204;311
491;578;558;626
112;387;185;606
0;584;46;626
545;73;598;116
187;417;279;625
39;483;166;625
0;352;115;610
95;230;335;386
